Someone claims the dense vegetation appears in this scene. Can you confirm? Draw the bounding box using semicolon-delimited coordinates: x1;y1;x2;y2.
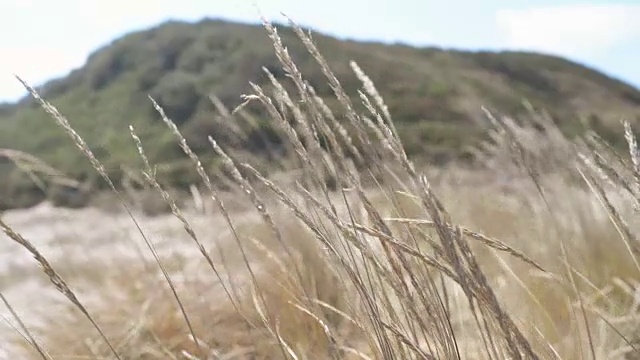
1;17;640;209
3;18;640;359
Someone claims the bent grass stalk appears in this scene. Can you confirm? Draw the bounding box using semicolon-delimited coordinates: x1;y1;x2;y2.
4;12;640;360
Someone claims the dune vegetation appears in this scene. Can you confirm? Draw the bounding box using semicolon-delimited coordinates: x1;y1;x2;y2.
1;15;640;360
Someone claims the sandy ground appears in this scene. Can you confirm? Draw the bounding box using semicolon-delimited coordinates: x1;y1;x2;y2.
0;200;263;358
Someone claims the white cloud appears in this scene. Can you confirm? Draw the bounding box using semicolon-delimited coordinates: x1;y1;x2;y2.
0;48;87;102
496;4;640;56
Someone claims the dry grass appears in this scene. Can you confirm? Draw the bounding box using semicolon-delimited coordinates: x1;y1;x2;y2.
1;14;640;360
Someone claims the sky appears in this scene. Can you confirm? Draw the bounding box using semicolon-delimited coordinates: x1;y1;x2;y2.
1;0;639;103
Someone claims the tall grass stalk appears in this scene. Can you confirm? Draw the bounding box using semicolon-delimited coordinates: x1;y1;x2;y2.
2;14;639;360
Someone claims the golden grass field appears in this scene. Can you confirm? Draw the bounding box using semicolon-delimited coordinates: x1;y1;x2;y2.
1;16;640;360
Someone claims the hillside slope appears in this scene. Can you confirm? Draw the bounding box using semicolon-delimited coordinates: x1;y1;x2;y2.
1;18;640;208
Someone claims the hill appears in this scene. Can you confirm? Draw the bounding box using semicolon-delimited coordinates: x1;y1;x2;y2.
1;17;640;209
